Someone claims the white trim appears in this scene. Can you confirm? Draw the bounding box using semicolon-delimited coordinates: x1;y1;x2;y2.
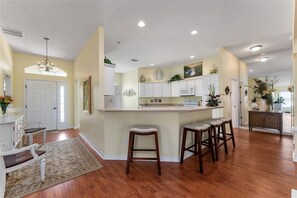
79;132;192;162
292;189;297;198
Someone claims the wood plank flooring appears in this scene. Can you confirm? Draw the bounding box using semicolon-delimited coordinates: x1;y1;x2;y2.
24;128;297;198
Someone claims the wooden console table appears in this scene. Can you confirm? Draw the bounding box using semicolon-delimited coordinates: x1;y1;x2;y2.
249;110;283;136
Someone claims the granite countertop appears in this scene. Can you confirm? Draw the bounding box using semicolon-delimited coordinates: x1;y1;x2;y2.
97;106;223;112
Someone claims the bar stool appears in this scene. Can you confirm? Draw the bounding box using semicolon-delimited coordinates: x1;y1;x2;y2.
180;123;215;173
218;117;236;148
202;119;227;161
126;125;161;175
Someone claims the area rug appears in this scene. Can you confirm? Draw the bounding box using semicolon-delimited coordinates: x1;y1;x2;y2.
5;138;103;198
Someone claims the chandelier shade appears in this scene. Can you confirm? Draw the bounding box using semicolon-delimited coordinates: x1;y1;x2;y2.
37;37;54;72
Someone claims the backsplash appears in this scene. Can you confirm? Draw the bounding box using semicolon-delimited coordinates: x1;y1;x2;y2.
138;96;202;106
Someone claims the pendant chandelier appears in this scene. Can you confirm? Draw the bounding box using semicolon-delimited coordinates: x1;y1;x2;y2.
37;37;54;72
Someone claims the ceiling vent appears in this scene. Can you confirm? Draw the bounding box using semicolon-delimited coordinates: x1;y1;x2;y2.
130;59;138;62
1;27;23;37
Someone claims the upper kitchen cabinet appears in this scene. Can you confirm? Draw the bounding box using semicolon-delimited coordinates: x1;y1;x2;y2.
171;81;180;97
104;64;115;95
152;83;162;97
161;83;171;97
195;78;203;96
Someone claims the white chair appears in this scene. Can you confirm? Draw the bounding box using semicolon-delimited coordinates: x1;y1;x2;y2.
0;144;46;197
24;122;47;145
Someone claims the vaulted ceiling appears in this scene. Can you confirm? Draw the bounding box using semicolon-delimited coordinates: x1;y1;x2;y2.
0;1;292;74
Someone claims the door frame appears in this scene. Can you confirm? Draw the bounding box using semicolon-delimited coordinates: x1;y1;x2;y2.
24;79;68;130
231;79;239;128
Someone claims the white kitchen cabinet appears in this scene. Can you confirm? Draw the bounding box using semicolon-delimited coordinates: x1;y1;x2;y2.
104;64;115;95
152;83;162;97
195;78;203;96
0;115;24;151
171;81;180;97
179;79;195;87
144;83;153;97
161;83;171;97
139;83;145;97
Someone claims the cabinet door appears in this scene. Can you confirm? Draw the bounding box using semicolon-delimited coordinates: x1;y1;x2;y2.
104;66;115;95
161;83;171;97
195;78;203;96
203;76;210;88
139;83;145;97
265;114;279;129
209;74;219;87
171;81;180;97
144;83;153;97
152;83;162;97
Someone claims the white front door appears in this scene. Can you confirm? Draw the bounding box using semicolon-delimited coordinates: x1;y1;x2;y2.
231;79;239;128
26;80;57;130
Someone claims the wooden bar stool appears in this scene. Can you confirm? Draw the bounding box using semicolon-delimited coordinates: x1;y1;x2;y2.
218;117;236;148
180;123;215;174
202;119;227;161
126;125;161;175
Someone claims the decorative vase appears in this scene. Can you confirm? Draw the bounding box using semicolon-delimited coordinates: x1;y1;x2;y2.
140;75;145;82
259;99;269;111
0;103;9;116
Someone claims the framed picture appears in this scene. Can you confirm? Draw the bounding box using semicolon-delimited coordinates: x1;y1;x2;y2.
184;61;203;78
82;76;91;114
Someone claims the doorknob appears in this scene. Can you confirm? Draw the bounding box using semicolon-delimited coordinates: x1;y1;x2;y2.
53;107;57;110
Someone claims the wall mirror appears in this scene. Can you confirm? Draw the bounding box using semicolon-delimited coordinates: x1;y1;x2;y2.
153;69;165;81
4;73;12;96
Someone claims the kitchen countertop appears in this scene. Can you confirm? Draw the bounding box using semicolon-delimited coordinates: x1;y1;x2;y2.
97;105;223;112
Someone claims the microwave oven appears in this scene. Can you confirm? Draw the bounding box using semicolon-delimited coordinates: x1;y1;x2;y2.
179;86;195;96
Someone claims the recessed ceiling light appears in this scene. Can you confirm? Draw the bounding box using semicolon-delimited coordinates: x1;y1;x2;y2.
191;30;198;35
114;41;120;44
190;56;195;59
150;63;154;66
259;57;268;62
137;21;145;27
249;69;253;72
250;45;262;52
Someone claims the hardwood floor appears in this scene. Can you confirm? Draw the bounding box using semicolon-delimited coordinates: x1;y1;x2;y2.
25;128;297;198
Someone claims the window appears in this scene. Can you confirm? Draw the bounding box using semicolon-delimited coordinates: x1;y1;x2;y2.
24;65;67;77
60;85;65;123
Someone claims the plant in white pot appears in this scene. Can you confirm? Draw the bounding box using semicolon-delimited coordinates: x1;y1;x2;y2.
273;95;285;111
252;77;278;111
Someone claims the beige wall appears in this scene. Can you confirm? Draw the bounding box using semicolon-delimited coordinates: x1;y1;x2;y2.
115;73;122;85
122;69;139;109
12;52;74;127
0;34;14;96
219;48;240;119
74;27;105;152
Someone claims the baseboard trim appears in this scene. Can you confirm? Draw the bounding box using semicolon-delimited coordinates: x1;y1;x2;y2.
79;132;189;162
79;132;105;159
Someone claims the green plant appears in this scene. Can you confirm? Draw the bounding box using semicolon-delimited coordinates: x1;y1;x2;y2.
274;95;285;104
252;76;278;106
205;84;221;106
210;66;218;74
104;57;115;65
167;74;182;83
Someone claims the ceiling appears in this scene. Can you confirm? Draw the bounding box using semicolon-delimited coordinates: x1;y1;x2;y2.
0;0;293;74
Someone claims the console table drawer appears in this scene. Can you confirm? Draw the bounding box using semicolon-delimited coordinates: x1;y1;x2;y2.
249;111;283;136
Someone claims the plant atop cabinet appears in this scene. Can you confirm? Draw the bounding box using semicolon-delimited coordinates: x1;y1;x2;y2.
167;74;182;83
104;57;115;65
210;65;218;74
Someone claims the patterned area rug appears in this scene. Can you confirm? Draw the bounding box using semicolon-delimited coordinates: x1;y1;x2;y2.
5;138;103;198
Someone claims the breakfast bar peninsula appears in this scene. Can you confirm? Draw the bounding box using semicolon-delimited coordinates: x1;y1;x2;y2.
84;106;223;162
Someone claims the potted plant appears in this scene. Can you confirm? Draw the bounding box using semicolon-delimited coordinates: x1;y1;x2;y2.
273;95;285;111
0;95;14;115
205;84;221;106
104;57;115;65
252;77;278;111
167;74;182;83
